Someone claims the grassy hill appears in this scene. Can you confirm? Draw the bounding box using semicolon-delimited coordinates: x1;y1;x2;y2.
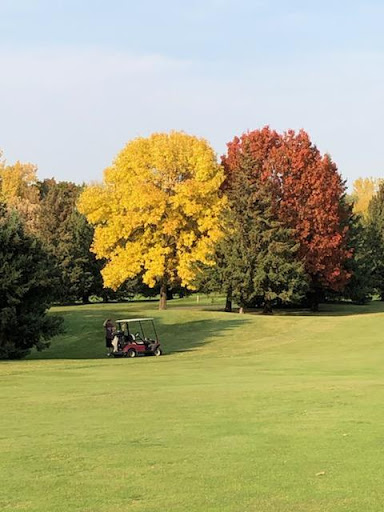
1;299;384;511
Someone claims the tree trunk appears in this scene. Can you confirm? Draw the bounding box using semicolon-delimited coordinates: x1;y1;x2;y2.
262;300;273;315
82;295;89;304
239;306;245;314
225;288;232;312
310;300;319;312
159;283;167;310
308;288;320;312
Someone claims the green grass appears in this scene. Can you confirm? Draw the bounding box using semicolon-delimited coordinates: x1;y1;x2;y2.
2;299;384;511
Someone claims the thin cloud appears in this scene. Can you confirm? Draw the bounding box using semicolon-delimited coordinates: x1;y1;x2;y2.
0;47;383;185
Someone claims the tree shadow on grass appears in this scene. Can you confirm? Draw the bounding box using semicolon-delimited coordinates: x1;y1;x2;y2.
26;300;384;361
196;300;384;317
27;311;249;360
257;301;384;317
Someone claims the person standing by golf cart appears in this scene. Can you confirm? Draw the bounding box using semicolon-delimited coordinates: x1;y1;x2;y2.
103;319;114;356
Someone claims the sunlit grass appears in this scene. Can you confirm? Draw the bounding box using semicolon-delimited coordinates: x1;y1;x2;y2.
1;299;384;511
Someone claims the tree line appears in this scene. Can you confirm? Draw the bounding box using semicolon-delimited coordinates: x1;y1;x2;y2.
1;128;384;358
79;128;384;312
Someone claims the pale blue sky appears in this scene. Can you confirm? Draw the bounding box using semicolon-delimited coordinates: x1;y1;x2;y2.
1;0;383;185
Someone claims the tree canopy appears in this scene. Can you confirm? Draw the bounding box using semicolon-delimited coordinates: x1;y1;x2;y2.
0;205;63;359
210;173;308;313
352;177;382;218
37;179;103;303
365;183;384;299
0;124;379;325
0;156;41;233
222;127;351;307
78;132;225;308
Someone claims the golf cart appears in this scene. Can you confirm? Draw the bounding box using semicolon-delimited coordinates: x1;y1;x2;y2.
111;318;162;358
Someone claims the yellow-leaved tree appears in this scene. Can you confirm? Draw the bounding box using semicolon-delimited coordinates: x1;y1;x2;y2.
78;132;225;309
0;153;41;233
352;177;383;218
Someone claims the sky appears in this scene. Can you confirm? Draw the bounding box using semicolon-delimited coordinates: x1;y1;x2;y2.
1;0;383;186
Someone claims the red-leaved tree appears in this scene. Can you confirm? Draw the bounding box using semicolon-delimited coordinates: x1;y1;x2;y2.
222;127;352;308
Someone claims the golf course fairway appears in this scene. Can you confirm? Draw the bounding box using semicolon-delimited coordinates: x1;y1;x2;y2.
1;298;384;511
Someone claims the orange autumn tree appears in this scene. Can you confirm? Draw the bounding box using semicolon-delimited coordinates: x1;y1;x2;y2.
78;132;225;309
222;127;352;309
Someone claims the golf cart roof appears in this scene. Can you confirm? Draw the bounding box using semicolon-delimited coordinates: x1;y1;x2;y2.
116;318;154;323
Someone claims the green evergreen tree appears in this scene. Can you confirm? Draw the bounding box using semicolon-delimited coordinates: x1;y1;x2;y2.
201;175;308;313
0;205;63;359
366;184;384;299
37;180;103;303
60;210;104;303
342;213;374;304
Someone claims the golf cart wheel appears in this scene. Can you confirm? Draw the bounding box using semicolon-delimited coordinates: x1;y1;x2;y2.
127;349;136;358
153;348;162;357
